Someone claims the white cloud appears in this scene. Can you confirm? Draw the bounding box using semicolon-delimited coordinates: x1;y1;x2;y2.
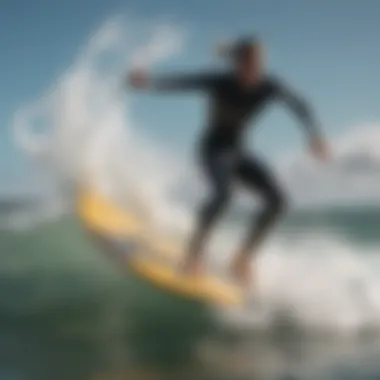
278;123;380;208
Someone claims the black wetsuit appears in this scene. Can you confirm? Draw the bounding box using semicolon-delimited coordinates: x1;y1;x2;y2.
150;71;320;255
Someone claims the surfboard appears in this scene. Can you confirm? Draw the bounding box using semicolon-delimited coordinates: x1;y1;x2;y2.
129;256;243;306
77;188;243;307
77;188;143;237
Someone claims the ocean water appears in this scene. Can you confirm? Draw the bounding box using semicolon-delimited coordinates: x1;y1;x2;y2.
1;204;380;380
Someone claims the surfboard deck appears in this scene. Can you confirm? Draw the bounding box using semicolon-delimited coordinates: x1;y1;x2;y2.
77;188;143;237
129;256;243;306
77;188;243;307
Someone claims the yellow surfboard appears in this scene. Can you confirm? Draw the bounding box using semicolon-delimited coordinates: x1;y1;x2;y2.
77;188;143;237
129;256;243;306
77;188;243;307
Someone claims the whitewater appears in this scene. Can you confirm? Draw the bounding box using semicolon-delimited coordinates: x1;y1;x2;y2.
8;15;380;340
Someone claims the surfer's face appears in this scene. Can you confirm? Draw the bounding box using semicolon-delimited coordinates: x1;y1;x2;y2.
236;44;264;86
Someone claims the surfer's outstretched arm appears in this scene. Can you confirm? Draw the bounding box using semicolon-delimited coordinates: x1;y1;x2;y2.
272;77;330;160
128;69;218;92
274;77;321;139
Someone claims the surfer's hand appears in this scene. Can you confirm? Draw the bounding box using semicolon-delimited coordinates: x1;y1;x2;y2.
128;69;149;89
309;138;330;162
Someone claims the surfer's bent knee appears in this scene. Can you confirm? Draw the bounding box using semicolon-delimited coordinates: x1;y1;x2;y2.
201;186;231;221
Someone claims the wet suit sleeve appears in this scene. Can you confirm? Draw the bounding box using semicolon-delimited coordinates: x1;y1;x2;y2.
271;76;322;140
149;72;219;92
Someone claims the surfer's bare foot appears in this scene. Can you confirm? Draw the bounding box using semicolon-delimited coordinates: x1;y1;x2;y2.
229;253;253;288
182;256;203;277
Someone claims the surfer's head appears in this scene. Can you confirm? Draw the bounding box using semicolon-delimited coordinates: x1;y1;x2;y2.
219;36;265;85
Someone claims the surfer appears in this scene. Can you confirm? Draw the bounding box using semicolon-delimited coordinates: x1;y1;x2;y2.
127;36;330;287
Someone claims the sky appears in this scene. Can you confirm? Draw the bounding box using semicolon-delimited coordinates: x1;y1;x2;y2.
1;0;380;196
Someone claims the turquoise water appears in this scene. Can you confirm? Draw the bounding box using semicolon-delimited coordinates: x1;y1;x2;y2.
1;206;380;379
0;215;216;379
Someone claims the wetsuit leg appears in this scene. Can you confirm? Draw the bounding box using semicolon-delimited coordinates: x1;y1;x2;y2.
236;154;286;255
187;146;235;257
